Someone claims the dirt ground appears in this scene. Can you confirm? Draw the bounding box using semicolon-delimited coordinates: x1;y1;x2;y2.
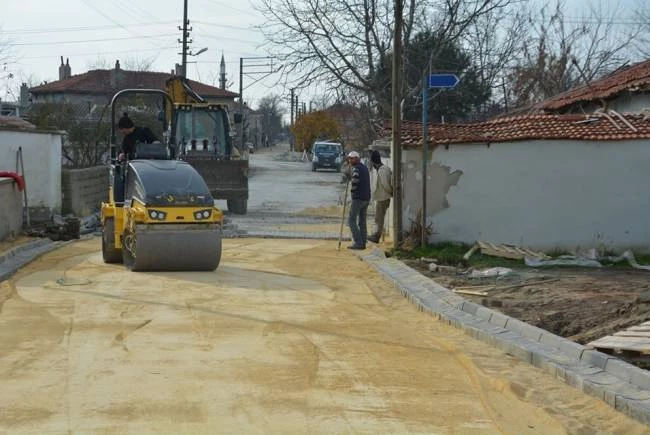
1;238;648;433
404;259;650;347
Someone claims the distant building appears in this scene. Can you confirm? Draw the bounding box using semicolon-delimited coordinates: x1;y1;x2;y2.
29;57;239;116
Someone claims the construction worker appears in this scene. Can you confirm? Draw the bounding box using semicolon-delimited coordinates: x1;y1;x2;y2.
117;113;158;161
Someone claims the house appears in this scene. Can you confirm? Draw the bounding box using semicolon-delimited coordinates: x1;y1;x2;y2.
29;58;239;113
529;59;650;115
0;116;64;223
389;58;650;252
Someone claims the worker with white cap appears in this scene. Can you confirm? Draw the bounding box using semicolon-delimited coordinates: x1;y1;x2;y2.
346;151;371;249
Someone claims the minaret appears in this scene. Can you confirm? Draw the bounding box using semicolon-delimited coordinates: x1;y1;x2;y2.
219;54;227;90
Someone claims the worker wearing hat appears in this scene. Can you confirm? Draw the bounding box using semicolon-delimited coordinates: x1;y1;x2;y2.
346;150;371;249
117;113;158;161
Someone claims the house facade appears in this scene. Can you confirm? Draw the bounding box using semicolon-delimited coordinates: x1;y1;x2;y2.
395;114;650;252
29;58;239;114
391;58;650;252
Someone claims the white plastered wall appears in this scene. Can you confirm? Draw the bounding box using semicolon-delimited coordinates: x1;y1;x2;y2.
0;129;63;213
402;139;650;252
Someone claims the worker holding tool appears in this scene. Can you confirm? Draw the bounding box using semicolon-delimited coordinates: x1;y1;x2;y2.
347;151;371;250
367;150;393;244
117;113;158;161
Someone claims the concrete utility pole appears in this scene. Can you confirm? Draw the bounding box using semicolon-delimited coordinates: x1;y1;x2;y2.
392;0;403;249
180;0;190;77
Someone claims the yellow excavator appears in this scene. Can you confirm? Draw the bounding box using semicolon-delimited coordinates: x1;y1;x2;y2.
101;89;224;271
165;77;249;214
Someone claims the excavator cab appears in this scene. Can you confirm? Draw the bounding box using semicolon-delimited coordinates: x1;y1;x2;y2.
101;89;224;271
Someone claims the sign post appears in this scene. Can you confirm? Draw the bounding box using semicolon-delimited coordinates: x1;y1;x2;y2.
421;73;459;247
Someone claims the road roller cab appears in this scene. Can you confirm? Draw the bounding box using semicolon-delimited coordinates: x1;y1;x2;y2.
101;89;224;271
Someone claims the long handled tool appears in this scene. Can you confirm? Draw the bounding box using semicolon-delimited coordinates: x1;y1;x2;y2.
337;176;351;251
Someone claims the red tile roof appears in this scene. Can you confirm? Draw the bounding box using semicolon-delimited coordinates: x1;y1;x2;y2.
30;69;238;99
382;112;650;148
533;59;650;112
0;116;35;131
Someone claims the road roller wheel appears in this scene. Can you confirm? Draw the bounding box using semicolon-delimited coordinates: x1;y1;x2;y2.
102;218;122;263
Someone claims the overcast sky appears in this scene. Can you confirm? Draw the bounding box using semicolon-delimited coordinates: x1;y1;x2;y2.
0;0;278;106
0;0;642;108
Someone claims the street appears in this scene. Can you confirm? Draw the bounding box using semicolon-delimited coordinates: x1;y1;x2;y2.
0;147;647;433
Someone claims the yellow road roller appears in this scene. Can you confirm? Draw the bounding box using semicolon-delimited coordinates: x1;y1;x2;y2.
101;89;224;271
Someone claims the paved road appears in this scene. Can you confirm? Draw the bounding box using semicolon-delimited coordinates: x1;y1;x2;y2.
0;149;648;433
217;143;351;238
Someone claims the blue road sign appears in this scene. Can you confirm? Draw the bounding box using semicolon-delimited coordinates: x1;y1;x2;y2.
428;74;460;89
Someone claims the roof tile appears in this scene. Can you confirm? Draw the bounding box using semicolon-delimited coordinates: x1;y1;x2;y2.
382;113;650;148
30;69;238;99
534;59;650;111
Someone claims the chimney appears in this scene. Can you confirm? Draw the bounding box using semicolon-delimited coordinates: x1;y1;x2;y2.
111;59;122;88
175;63;183;76
20;83;29;106
65;58;71;79
58;56;65;80
219;54;227;90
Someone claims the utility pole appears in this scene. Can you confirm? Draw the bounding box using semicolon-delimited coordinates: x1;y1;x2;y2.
392;0;403;249
421;70;428;247
290;88;295;152
238;56;277;149
179;0;190;77
239;57;244;147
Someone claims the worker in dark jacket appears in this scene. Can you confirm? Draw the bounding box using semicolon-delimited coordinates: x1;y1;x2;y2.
347;151;371;250
117;113;158;161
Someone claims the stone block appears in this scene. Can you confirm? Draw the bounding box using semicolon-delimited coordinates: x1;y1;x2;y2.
505;318;545;342
615;395;650;425
539;333;585;359
581;349;613;370
460;301;482;315
475;306;495;322
488;311;510;328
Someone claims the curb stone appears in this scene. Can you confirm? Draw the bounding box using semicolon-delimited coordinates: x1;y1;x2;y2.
359;248;650;425
0;238;75;283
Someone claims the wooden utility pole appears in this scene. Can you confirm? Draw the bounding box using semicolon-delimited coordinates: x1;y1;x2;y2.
392;0;403;249
290;88;295;152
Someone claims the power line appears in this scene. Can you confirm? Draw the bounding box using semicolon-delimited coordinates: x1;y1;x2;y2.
0;21;177;35
6;34;177;47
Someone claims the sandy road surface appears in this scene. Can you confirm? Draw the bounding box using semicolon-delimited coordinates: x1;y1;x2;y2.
0;238;647;434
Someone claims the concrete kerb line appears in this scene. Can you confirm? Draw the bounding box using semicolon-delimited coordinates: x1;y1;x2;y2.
359;248;650;425
0;236;90;284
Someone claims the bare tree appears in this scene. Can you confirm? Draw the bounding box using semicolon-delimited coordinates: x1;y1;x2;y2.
254;0;518;114
256;94;286;143
508;0;641;108
87;56;154;71
461;3;528;112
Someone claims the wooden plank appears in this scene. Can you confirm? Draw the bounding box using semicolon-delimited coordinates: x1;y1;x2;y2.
625;326;650;332
453;289;490;296
614;331;650;338
588;336;650;353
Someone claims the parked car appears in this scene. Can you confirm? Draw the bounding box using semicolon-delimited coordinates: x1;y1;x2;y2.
311;141;343;172
245;142;255;154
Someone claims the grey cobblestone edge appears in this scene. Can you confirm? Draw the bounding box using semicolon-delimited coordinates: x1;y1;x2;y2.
0;239;67;283
360;248;650;425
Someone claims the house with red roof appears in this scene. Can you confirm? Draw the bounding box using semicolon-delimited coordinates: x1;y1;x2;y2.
28;58;239;116
389;59;650;252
